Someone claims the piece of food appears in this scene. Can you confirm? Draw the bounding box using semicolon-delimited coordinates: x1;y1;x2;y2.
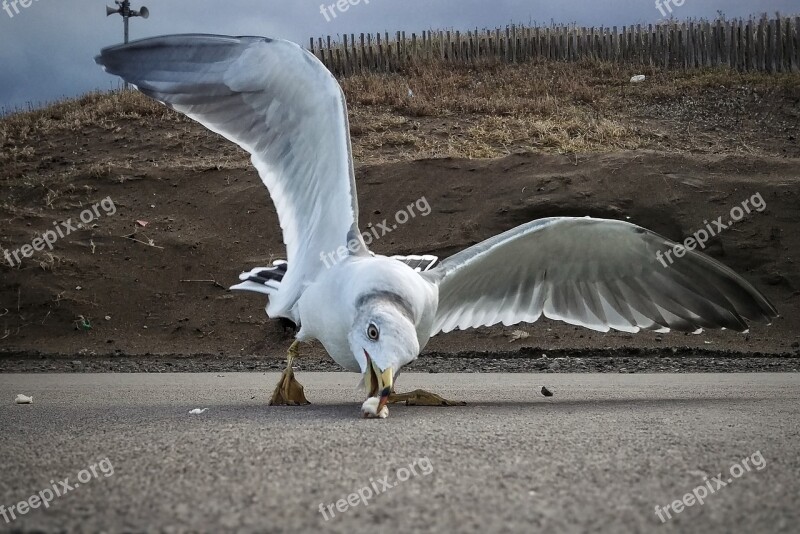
361;397;388;419
15;394;33;404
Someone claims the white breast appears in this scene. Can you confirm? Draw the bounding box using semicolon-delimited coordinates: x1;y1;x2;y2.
296;255;438;373
296;258;362;371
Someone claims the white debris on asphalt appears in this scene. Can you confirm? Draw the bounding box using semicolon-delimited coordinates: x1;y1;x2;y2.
15;394;33;404
188;408;208;414
630;74;646;83
361;397;388;419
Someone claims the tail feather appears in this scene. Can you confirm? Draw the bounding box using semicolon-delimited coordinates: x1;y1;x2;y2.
230;279;280;296
230;260;287;296
231;255;437;297
391;254;438;272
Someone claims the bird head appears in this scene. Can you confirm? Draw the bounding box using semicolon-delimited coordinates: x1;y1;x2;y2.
348;292;419;418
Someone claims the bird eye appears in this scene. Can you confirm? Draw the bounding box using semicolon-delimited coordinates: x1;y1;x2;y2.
367;323;379;340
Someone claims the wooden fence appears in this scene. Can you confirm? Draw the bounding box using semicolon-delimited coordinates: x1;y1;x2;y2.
309;15;800;75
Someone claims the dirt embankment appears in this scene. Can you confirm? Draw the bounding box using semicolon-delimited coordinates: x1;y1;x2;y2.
1;64;799;371
1;150;799;370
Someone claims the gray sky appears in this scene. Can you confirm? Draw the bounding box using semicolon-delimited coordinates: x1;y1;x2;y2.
1;0;796;111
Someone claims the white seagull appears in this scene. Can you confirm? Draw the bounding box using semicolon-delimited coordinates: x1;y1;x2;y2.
96;35;778;418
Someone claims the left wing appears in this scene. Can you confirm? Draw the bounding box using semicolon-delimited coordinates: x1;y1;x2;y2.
422;217;777;335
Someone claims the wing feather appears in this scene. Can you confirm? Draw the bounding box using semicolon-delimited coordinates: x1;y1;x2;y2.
423;217;777;335
96;34;365;318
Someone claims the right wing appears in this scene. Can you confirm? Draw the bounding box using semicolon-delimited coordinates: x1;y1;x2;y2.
96;34;366;317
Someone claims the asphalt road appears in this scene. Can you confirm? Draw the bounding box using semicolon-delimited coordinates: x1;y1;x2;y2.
1;373;798;533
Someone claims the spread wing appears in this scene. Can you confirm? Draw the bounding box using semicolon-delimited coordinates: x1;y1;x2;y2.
96;34;365;317
422;217;777;335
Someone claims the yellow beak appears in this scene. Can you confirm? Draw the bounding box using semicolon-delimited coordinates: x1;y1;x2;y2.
364;350;393;412
377;366;393;412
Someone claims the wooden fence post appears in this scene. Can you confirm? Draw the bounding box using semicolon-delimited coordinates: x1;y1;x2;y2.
310;16;791;76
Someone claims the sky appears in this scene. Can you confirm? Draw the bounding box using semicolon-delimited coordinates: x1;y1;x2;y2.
0;0;797;111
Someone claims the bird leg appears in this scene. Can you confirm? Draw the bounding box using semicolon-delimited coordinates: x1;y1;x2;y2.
269;340;310;406
387;389;465;407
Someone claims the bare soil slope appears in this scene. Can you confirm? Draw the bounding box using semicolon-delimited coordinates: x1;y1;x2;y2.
1;150;798;363
1;63;799;369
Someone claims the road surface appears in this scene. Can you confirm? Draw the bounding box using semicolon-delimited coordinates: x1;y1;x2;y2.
1;373;798;533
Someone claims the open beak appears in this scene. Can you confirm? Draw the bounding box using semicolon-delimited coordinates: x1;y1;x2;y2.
364;350;393;412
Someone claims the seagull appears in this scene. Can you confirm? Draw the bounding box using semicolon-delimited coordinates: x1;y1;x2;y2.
96;34;778;418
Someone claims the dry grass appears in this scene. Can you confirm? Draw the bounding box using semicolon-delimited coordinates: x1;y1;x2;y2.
2;58;798;172
341;59;799;162
1;90;181;144
0;90;186;177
